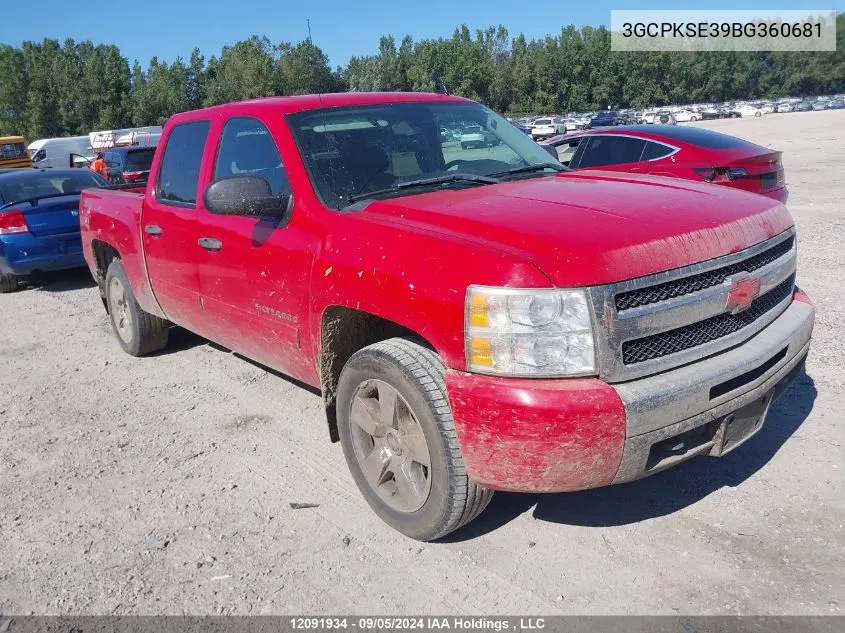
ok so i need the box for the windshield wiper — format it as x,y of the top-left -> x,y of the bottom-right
492,162 -> 568,178
346,173 -> 500,205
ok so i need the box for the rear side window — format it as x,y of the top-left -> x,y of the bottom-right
126,149 -> 155,172
577,136 -> 646,168
157,121 -> 210,206
642,141 -> 675,161
554,139 -> 581,165
214,117 -> 290,195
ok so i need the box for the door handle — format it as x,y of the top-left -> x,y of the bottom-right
198,237 -> 223,251
144,224 -> 162,236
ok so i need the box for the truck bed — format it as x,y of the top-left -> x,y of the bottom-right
80,186 -> 160,315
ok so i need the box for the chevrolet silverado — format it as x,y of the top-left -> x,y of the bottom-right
80,93 -> 814,540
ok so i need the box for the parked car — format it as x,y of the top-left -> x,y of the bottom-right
640,110 -> 658,124
102,147 -> 157,184
540,125 -> 788,202
777,103 -> 795,113
738,104 -> 765,117
0,168 -> 108,292
460,124 -> 499,148
793,101 -> 813,112
673,109 -> 700,123
811,101 -> 829,111
828,100 -> 845,110
655,110 -> 677,124
80,92 -> 812,541
529,117 -> 562,140
589,110 -> 623,127
29,136 -> 94,169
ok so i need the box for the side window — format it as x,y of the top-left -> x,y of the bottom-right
577,136 -> 647,169
643,141 -> 675,161
157,120 -> 211,206
554,139 -> 581,166
214,117 -> 290,195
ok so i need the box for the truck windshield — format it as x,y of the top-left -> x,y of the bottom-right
287,102 -> 561,209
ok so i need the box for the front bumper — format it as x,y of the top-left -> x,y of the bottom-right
0,232 -> 85,276
446,295 -> 815,493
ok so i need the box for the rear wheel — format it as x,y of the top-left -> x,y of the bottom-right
0,273 -> 18,293
337,337 -> 493,541
105,259 -> 169,356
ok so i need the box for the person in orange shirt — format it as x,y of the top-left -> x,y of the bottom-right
89,152 -> 107,179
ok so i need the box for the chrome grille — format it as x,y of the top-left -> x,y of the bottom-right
589,228 -> 797,383
615,235 -> 794,311
622,275 -> 795,365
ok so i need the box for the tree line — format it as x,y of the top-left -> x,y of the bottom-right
1,15 -> 843,140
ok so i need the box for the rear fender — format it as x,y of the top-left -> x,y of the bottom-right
80,189 -> 165,318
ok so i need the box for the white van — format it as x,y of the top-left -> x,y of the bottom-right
29,136 -> 94,169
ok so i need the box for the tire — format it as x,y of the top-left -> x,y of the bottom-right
337,337 -> 493,541
104,259 -> 169,356
0,273 -> 18,293
691,116 -> 698,122
755,111 -> 762,117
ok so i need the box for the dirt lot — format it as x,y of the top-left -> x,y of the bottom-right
0,111 -> 843,616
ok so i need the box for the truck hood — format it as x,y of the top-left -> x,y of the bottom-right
358,171 -> 794,287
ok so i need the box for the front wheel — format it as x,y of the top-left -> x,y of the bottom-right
105,259 -> 170,356
755,111 -> 762,117
337,338 -> 493,541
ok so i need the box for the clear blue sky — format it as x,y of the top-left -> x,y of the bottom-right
1,1 -> 841,68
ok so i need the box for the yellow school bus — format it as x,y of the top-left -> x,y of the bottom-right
0,136 -> 33,168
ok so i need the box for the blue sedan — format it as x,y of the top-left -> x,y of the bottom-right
0,168 -> 109,292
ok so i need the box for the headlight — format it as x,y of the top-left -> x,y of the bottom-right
465,286 -> 596,377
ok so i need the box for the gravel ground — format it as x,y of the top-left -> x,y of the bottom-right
0,111 -> 843,616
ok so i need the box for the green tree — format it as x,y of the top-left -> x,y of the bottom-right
0,45 -> 28,135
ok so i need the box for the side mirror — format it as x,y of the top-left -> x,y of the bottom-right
203,176 -> 291,218
542,144 -> 558,159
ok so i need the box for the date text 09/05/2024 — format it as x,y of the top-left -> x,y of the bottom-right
289,617 -> 547,630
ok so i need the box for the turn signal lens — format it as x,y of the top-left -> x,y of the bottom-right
469,293 -> 489,328
469,337 -> 494,367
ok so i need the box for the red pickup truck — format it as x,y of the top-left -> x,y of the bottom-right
80,92 -> 814,540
